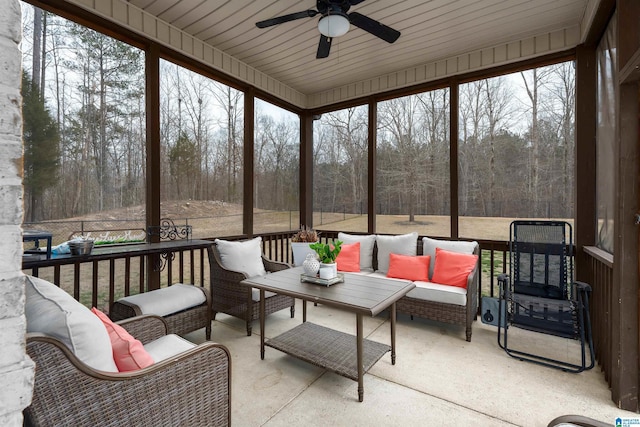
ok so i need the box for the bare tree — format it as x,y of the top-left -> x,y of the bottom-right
209,83 -> 243,203
255,114 -> 299,209
378,95 -> 425,221
320,107 -> 367,213
549,62 -> 576,210
481,76 -> 512,215
521,67 -> 553,216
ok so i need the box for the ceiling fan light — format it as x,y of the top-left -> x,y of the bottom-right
318,13 -> 350,38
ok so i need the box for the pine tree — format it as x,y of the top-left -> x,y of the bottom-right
22,71 -> 60,222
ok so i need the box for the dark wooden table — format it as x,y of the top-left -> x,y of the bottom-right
242,267 -> 415,402
23,229 -> 53,259
22,239 -> 214,269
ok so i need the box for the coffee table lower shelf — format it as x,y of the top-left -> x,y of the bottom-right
265,322 -> 391,381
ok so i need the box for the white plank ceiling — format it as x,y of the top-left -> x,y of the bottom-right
126,0 -> 591,95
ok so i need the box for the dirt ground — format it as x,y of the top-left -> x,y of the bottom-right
25,200 -> 570,310
34,199 -> 562,243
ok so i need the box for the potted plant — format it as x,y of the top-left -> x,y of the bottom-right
290,226 -> 319,266
309,240 -> 343,280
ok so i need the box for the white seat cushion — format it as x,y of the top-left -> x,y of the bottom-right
338,232 -> 376,272
367,272 -> 407,282
117,283 -> 206,317
375,232 -> 418,274
143,334 -> 196,363
407,281 -> 468,306
215,237 -> 267,277
251,288 -> 278,302
25,276 -> 118,372
422,237 -> 478,279
367,272 -> 467,306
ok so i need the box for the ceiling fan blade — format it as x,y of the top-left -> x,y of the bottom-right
256,10 -> 318,28
316,35 -> 332,59
349,0 -> 367,5
348,12 -> 400,43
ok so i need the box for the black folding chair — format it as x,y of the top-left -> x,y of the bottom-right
497,220 -> 595,373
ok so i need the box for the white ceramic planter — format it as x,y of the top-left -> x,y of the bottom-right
291,242 -> 318,266
319,262 -> 337,280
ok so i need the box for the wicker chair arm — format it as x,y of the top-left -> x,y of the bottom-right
117,314 -> 169,344
25,334 -> 231,426
212,265 -> 252,298
547,414 -> 611,427
263,255 -> 291,272
466,264 -> 479,299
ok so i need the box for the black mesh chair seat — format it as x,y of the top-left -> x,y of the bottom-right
497,220 -> 594,373
511,293 -> 578,339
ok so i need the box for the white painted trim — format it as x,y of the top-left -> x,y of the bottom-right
307,26 -> 581,108
63,0 -> 584,110
64,0 -> 307,108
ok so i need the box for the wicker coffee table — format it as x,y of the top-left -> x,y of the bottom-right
242,267 -> 415,402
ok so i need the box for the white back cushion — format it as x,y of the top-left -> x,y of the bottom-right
25,276 -> 118,372
214,237 -> 267,278
422,237 -> 478,279
338,232 -> 376,272
375,232 -> 418,274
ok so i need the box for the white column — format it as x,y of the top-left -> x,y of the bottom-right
0,0 -> 35,425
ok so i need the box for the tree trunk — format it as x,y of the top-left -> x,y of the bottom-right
32,8 -> 42,92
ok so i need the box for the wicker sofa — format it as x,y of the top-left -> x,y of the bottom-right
24,276 -> 231,427
338,232 -> 480,342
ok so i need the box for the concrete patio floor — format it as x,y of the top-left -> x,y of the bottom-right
185,300 -> 632,426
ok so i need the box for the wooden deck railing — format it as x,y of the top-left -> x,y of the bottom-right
583,246 -> 614,385
22,239 -> 213,312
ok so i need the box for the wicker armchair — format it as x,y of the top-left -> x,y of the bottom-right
25,315 -> 231,427
211,243 -> 295,335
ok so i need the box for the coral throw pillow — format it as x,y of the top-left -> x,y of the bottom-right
337,242 -> 361,272
431,248 -> 478,288
91,308 -> 154,372
386,253 -> 430,281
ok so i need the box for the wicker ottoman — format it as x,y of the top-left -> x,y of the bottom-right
111,284 -> 212,340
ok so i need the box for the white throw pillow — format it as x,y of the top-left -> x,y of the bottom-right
214,237 -> 267,278
375,232 -> 418,274
25,275 -> 118,372
422,237 -> 478,279
338,232 -> 376,272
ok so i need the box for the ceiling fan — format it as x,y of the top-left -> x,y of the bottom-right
255,0 -> 401,59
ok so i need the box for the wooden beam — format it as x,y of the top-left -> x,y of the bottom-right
575,44 -> 597,283
612,78 -> 640,411
300,112 -> 314,228
244,89 -> 255,236
612,0 -> 640,411
145,44 -> 161,290
618,0 -> 640,69
368,99 -> 377,234
583,0 -> 616,47
450,81 -> 459,239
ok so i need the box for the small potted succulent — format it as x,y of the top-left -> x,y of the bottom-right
290,226 -> 319,266
309,240 -> 343,280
